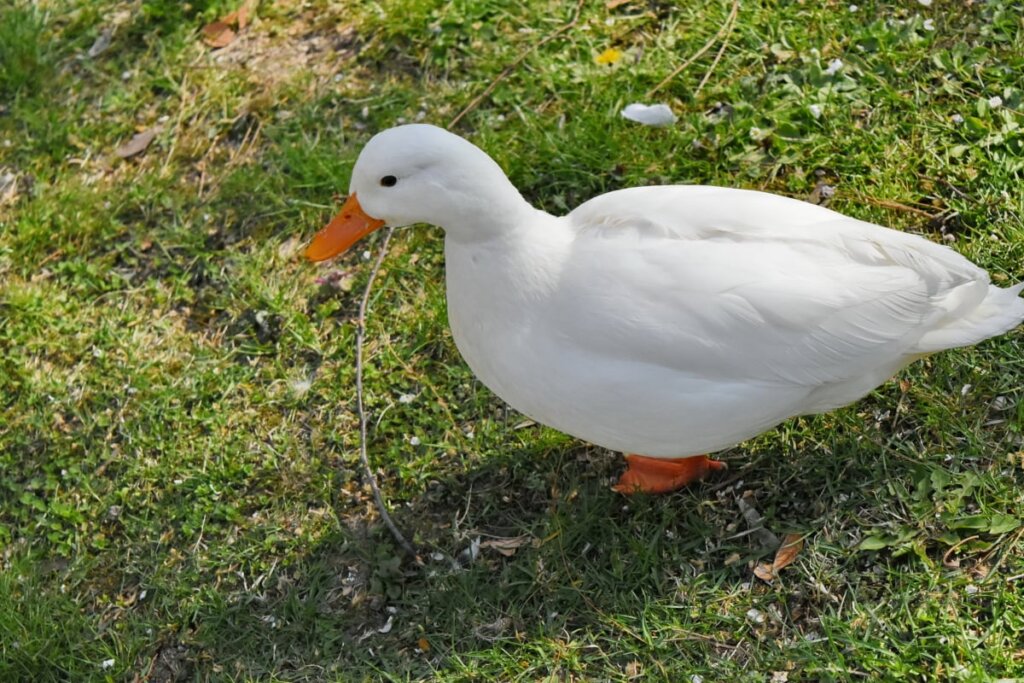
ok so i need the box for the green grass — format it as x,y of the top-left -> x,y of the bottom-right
2,0 -> 1024,680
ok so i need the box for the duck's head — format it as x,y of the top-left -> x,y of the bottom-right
305,124 -> 531,262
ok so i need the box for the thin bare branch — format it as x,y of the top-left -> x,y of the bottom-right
693,17 -> 736,96
352,226 -> 419,558
347,1 -> 588,558
646,0 -> 741,98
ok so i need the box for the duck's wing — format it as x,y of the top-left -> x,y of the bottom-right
556,186 -> 994,386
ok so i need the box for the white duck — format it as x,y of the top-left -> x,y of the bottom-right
306,124 -> 1024,494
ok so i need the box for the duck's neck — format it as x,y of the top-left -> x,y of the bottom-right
434,150 -> 547,244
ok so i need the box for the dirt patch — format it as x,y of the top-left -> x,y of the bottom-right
212,18 -> 361,90
137,641 -> 193,683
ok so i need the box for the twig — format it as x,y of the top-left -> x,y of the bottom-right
448,0 -> 586,128
346,0 -> 589,558
852,193 -> 939,219
646,0 -> 741,98
693,14 -> 736,97
352,226 -> 419,558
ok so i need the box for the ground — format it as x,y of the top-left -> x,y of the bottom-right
2,0 -> 1024,681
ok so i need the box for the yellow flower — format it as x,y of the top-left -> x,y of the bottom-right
595,47 -> 623,66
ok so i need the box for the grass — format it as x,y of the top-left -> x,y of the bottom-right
2,0 -> 1023,680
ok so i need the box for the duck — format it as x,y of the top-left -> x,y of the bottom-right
305,124 -> 1024,494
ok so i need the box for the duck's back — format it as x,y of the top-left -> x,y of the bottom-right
566,185 -> 1022,358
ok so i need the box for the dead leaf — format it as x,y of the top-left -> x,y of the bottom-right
754,533 -> 804,582
753,561 -> 776,582
624,660 -> 642,678
201,21 -> 236,48
417,637 -> 430,652
773,533 -> 804,570
115,127 -> 159,159
236,0 -> 253,29
202,1 -> 256,48
479,535 -> 531,557
606,0 -> 632,8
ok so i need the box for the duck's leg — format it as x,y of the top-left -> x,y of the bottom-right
612,454 -> 726,494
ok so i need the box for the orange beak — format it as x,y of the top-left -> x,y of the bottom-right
305,193 -> 385,262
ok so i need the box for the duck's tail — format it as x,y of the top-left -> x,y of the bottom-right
914,282 -> 1024,353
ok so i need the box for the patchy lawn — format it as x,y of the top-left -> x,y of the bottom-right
2,0 -> 1023,680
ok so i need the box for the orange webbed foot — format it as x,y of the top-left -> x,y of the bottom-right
612,454 -> 727,495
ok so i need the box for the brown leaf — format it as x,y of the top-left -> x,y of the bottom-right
236,0 -> 254,29
204,0 -> 255,48
115,127 -> 159,159
606,0 -> 632,8
201,21 -> 236,48
753,561 -> 776,582
754,533 -> 804,583
417,637 -> 430,652
479,535 -> 531,557
773,533 -> 804,571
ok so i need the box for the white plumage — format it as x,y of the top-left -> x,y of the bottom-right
321,124 -> 1024,461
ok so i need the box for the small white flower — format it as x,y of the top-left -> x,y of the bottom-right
398,393 -> 416,404
848,3 -> 858,10
923,18 -> 935,31
808,104 -> 823,119
824,58 -> 844,76
691,676 -> 705,683
965,584 -> 979,595
746,608 -> 766,624
951,113 -> 964,124
101,659 -> 115,670
748,126 -> 771,141
918,0 -> 932,5
988,95 -> 1003,109
361,250 -> 372,260
409,436 -> 421,446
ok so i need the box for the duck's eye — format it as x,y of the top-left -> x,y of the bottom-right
380,175 -> 398,187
